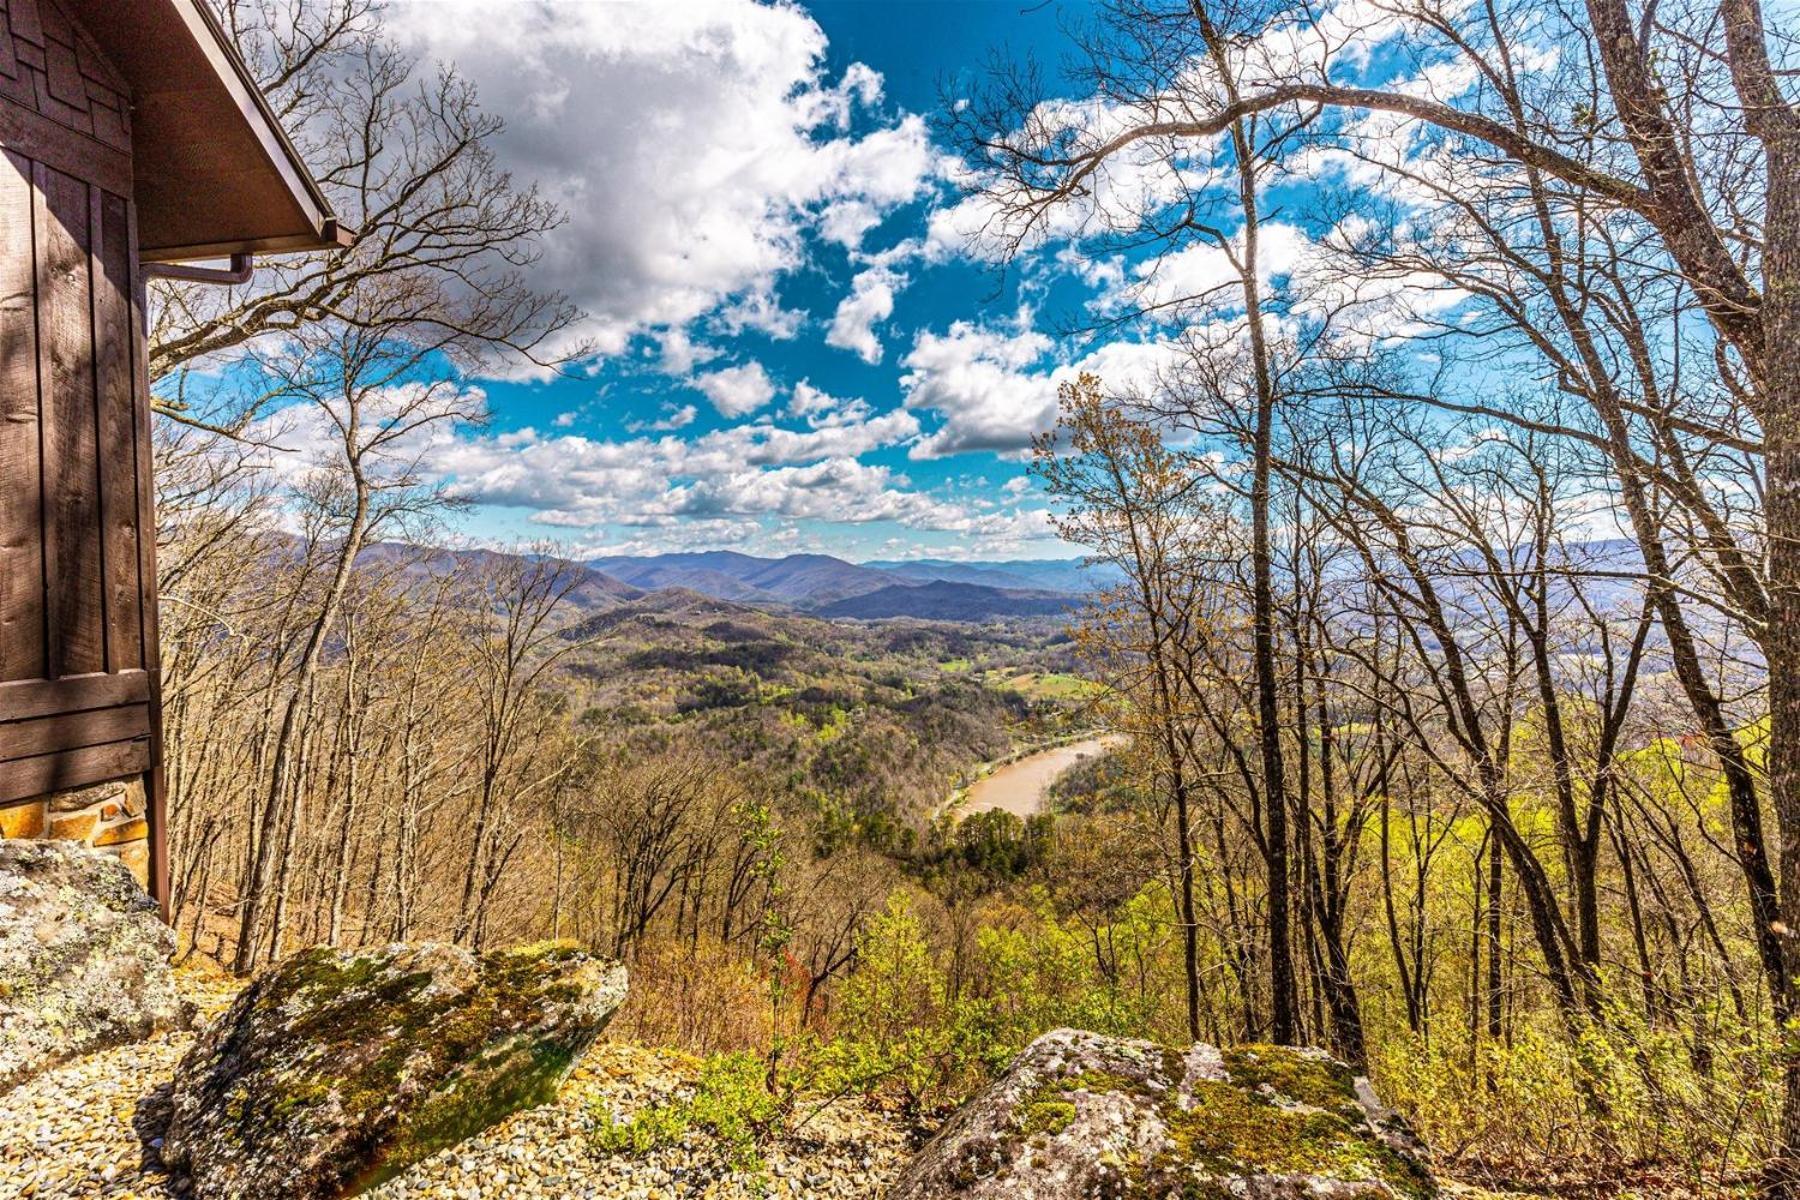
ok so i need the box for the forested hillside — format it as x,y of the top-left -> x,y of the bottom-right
157,511 -> 1093,963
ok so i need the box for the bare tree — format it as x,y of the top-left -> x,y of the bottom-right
455,552 -> 596,947
231,314 -> 482,970
958,0 -> 1798,1178
151,0 -> 583,413
1035,374 -> 1230,1040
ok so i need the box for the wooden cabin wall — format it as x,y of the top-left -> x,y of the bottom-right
0,0 -> 161,895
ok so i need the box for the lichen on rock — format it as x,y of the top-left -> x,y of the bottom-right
889,1028 -> 1436,1200
161,939 -> 627,1200
0,839 -> 188,1094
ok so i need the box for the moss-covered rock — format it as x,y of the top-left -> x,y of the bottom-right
888,1029 -> 1435,1200
0,840 -> 189,1094
161,940 -> 627,1199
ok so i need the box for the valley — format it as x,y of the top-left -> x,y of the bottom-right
548,572 -> 1107,848
349,544 -> 1117,846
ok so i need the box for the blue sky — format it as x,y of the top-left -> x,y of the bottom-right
314,0 -> 1101,564
246,0 -> 1495,563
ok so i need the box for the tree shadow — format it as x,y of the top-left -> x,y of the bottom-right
131,1075 -> 182,1194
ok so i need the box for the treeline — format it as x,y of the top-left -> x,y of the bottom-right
152,424 -> 1026,988
156,456 -> 581,965
153,443 -> 910,1046
153,448 -> 1083,1073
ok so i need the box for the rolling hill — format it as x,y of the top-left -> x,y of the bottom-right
816,580 -> 1079,622
586,550 -> 897,607
354,544 -> 642,611
356,545 -> 1097,623
585,551 -> 1097,614
861,557 -> 1115,593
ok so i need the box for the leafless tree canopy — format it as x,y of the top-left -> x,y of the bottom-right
149,0 -> 585,432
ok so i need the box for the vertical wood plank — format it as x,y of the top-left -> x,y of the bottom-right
0,3 -> 160,831
86,180 -> 102,663
92,185 -> 138,671
34,159 -> 101,678
31,159 -> 59,677
126,197 -> 155,682
0,147 -> 43,683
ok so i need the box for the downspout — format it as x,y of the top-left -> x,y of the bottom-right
136,250 -> 251,924
143,252 -> 254,285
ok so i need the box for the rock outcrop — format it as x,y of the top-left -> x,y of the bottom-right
0,839 -> 187,1093
890,1028 -> 1435,1200
162,940 -> 627,1200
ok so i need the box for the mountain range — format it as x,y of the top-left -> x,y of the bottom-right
585,551 -> 1103,620
359,545 -> 1105,623
816,580 -> 1079,621
860,558 -> 1114,594
585,551 -> 898,607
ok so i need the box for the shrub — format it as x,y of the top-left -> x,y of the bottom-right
590,1051 -> 787,1170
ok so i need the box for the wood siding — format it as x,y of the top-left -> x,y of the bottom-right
0,0 -> 132,158
0,0 -> 160,894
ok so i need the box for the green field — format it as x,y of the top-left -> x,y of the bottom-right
989,670 -> 1107,701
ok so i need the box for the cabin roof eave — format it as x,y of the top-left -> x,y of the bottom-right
64,0 -> 353,262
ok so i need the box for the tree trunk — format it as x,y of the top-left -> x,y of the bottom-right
1485,822 -> 1503,1092
1764,127 -> 1800,1197
233,488 -> 371,973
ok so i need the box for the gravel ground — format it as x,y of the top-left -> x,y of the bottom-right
1,972 -> 907,1200
2,971 -> 241,1200
366,1044 -> 907,1200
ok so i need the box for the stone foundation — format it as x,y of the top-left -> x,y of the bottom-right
0,779 -> 151,890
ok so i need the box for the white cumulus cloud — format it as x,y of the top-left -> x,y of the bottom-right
693,362 -> 777,418
900,318 -> 1183,459
826,265 -> 905,364
386,0 -> 939,365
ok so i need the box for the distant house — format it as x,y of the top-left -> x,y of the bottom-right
0,0 -> 347,908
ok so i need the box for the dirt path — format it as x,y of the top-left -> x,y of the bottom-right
960,734 -> 1127,820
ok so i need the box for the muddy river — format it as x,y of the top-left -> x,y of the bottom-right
960,734 -> 1127,820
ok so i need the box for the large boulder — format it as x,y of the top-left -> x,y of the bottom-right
0,839 -> 187,1093
890,1028 -> 1435,1200
162,940 -> 627,1200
